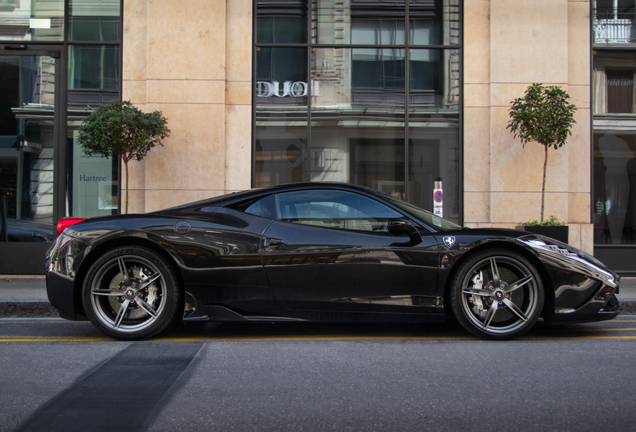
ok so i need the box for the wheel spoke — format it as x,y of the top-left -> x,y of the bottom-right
92,289 -> 124,297
113,299 -> 130,329
503,299 -> 528,322
135,297 -> 158,318
489,258 -> 501,289
134,273 -> 161,292
463,288 -> 495,297
117,257 -> 130,284
504,275 -> 533,294
482,300 -> 499,329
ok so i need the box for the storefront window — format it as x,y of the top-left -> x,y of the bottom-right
66,126 -> 118,218
255,47 -> 308,186
593,133 -> 636,244
593,51 -> 636,245
255,0 -> 461,222
0,55 -> 56,241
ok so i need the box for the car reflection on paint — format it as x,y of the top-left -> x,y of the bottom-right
45,182 -> 620,341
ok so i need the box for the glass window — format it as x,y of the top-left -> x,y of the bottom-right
66,126 -> 118,218
312,0 -> 405,45
68,45 -> 120,90
0,56 -> 56,242
255,47 -> 308,186
69,0 -> 120,41
274,189 -> 402,231
310,47 -> 406,199
409,0 -> 460,46
593,52 -> 636,114
243,195 -> 277,219
593,132 -> 636,244
0,0 -> 64,41
255,1 -> 461,224
257,0 -> 307,43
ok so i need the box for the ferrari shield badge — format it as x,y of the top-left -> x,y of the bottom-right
443,236 -> 456,248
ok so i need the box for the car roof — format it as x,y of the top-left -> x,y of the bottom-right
157,182 -> 381,211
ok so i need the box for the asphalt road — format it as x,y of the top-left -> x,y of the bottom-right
1,318 -> 636,432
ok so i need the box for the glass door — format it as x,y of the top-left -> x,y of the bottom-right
0,48 -> 63,273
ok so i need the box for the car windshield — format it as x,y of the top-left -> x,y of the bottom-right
377,192 -> 462,231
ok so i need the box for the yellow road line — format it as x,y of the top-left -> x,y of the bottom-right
1,334 -> 636,342
0,321 -> 71,324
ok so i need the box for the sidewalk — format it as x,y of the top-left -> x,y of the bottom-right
1,275 -> 635,318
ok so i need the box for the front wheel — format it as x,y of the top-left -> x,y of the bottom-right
82,246 -> 181,340
450,250 -> 544,340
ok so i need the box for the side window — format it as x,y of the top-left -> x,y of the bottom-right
242,195 -> 276,219
274,190 -> 402,231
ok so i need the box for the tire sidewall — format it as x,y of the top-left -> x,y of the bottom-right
82,246 -> 181,340
450,249 -> 544,340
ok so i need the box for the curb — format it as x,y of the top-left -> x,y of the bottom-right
0,302 -> 59,318
1,301 -> 636,319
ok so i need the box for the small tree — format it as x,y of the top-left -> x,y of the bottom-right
507,83 -> 577,223
78,100 -> 170,214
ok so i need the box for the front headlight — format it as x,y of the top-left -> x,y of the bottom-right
519,235 -> 617,288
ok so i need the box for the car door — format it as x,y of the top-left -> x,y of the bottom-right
253,189 -> 439,314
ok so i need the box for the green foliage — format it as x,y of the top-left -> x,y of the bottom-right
78,100 -> 170,213
507,83 -> 577,150
78,100 -> 170,164
518,215 -> 566,227
507,84 -> 577,224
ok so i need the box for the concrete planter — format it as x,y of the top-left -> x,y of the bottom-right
516,225 -> 569,244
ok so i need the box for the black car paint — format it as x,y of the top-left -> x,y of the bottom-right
46,183 -> 619,326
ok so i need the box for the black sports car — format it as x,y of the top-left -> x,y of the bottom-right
46,182 -> 620,340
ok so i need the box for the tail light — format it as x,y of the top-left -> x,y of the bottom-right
57,218 -> 86,236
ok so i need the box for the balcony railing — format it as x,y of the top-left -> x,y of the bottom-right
594,8 -> 636,44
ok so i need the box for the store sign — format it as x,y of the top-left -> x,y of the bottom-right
256,80 -> 320,98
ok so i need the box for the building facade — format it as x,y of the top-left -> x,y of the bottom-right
1,0 -> 632,275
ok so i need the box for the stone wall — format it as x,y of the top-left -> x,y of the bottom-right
122,0 -> 252,213
463,0 -> 593,253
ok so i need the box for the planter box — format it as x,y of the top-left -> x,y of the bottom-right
516,225 -> 569,244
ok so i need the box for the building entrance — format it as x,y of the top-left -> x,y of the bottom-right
0,48 -> 64,273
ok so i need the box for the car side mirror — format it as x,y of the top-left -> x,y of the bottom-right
387,220 -> 422,245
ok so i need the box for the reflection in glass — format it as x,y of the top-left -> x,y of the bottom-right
69,45 -> 120,90
593,132 -> 636,244
257,0 -> 307,43
593,51 -> 636,114
409,0 -> 460,46
70,17 -> 119,41
70,0 -> 120,16
407,49 -> 460,222
66,126 -> 118,218
256,47 -> 308,186
410,49 -> 459,108
0,0 -> 64,41
255,112 -> 308,186
310,48 -> 405,198
0,56 -> 56,241
312,0 -> 405,45
408,113 -> 459,222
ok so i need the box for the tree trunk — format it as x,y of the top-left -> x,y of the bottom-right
124,160 -> 129,214
541,144 -> 548,223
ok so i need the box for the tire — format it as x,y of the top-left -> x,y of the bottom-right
450,249 -> 544,340
82,246 -> 181,340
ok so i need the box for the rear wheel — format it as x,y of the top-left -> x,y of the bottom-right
450,249 -> 544,340
82,246 -> 181,340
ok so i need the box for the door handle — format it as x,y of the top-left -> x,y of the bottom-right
263,237 -> 284,247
